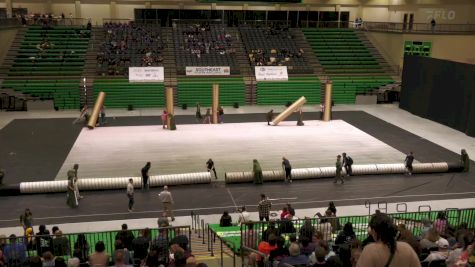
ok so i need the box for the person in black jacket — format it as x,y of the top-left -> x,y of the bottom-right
335,222 -> 356,245
141,162 -> 151,190
404,151 -> 415,175
219,211 -> 232,227
115,224 -> 135,250
342,153 -> 353,176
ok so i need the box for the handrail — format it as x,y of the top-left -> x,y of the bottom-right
103,18 -> 162,25
360,21 -> 475,34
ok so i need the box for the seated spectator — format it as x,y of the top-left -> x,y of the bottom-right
67,250 -> 81,267
170,228 -> 189,252
423,238 -> 449,263
3,234 -> 27,266
35,225 -> 52,256
151,229 -> 168,264
30,256 -> 42,267
249,234 -> 277,267
310,246 -> 327,267
278,217 -> 296,234
419,218 -> 432,240
300,237 -> 316,256
277,243 -> 309,267
112,249 -> 132,267
299,218 -> 315,241
356,212 -> 421,267
219,211 -> 232,227
168,244 -> 188,267
335,222 -> 356,245
270,236 -> 289,263
315,218 -> 332,242
42,251 -> 55,267
433,211 -> 448,236
262,221 -> 280,242
350,240 -> 363,267
420,228 -> 441,250
243,223 -> 258,250
54,257 -> 67,267
88,241 -> 109,267
446,232 -> 474,267
397,228 -> 421,258
113,240 -> 131,265
237,206 -> 251,225
131,228 -> 151,262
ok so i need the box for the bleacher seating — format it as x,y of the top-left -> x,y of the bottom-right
1,79 -> 80,109
173,23 -> 239,75
302,28 -> 383,74
256,76 -> 320,105
93,78 -> 164,108
177,77 -> 245,107
96,23 -> 164,76
239,24 -> 313,74
331,76 -> 394,104
9,26 -> 90,76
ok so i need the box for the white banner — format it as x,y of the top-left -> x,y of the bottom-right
129,67 -> 164,82
255,66 -> 289,81
186,66 -> 230,76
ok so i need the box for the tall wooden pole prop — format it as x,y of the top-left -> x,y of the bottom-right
272,96 -> 307,126
212,84 -> 219,124
166,87 -> 174,129
323,81 -> 332,121
87,91 -> 106,129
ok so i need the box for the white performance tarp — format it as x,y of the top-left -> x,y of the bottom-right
255,66 -> 289,81
129,67 -> 164,82
185,66 -> 230,76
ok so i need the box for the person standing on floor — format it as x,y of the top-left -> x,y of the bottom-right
72,164 -> 83,199
67,175 -> 78,208
141,162 -> 151,190
258,194 -> 272,222
20,208 -> 33,231
334,155 -> 344,184
461,149 -> 470,172
127,178 -> 134,212
404,152 -> 414,175
266,109 -> 274,125
161,110 -> 168,129
218,106 -> 224,123
195,102 -> 202,123
203,108 -> 211,124
342,153 -> 353,176
158,185 -> 175,221
282,157 -> 292,183
297,109 -> 304,126
253,159 -> 263,184
206,158 -> 217,179
99,105 -> 106,126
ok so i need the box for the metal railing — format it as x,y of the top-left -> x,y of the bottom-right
103,18 -> 162,25
0,225 -> 192,266
0,18 -> 22,28
361,21 -> 475,34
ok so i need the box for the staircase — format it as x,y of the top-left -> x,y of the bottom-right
355,31 -> 400,78
81,27 -> 102,106
161,27 -> 178,104
190,226 -> 235,263
227,27 -> 255,105
0,27 -> 27,81
290,28 -> 327,102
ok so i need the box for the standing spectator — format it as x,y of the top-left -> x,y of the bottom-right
282,157 -> 292,183
342,152 -> 353,176
35,225 -> 52,256
88,241 -> 109,267
334,155 -> 344,184
433,211 -> 448,236
170,228 -> 189,251
299,218 -> 315,241
161,110 -> 168,129
253,159 -> 263,184
131,229 -> 151,263
158,186 -> 175,221
115,224 -> 135,250
356,212 -> 421,267
266,109 -> 274,125
206,159 -> 217,179
195,103 -> 202,123
141,162 -> 151,190
74,234 -> 89,263
203,108 -> 211,124
127,179 -> 134,212
461,149 -> 470,172
287,203 -> 296,217
218,106 -> 224,123
219,211 -> 232,227
404,152 -> 414,175
19,209 -> 33,231
237,206 -> 251,225
258,194 -> 272,222
3,234 -> 27,267
52,231 -> 70,256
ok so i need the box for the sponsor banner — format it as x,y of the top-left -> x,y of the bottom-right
185,66 -> 230,76
255,66 -> 289,81
129,67 -> 164,82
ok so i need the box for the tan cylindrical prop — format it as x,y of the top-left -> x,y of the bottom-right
272,96 -> 307,126
87,91 -> 106,129
323,82 -> 332,121
212,84 -> 219,124
166,87 -> 174,129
